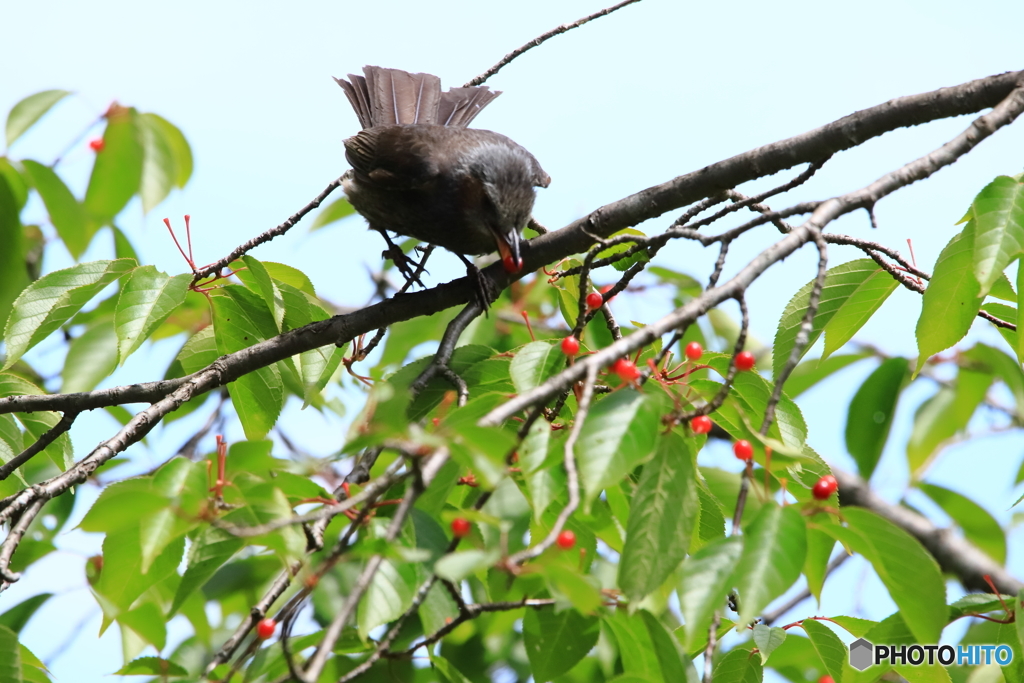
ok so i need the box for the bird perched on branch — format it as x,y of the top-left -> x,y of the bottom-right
336,65 -> 550,305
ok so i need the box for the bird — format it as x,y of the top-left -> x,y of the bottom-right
335,66 -> 550,305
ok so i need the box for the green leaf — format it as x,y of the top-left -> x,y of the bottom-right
679,535 -> 743,649
176,325 -> 218,375
917,482 -> 1005,563
844,357 -> 908,479
510,341 -> 566,394
114,656 -> 188,677
604,610 -> 687,681
114,266 -> 191,364
434,549 -> 500,583
136,113 -> 191,212
169,526 -> 243,617
0,374 -> 74,471
78,478 -> 165,534
119,601 -> 166,651
828,615 -> 877,638
801,618 -> 847,683
824,508 -> 946,643
356,558 -> 417,640
523,607 -> 600,682
428,652 -> 474,683
906,366 -> 991,474
752,623 -> 787,664
784,353 -> 871,398
578,390 -> 660,511
915,223 -> 982,374
310,196 -> 356,230
0,176 -> 27,338
6,90 -> 70,146
61,318 -> 118,393
619,431 -> 698,604
803,525 -> 835,603
211,286 -> 284,440
2,258 -> 136,369
971,176 -> 1024,295
0,624 -> 22,683
712,647 -> 762,683
276,281 -> 342,406
730,503 -> 807,628
20,160 -> 92,259
775,259 -> 899,378
0,594 -> 52,633
94,525 -> 185,615
84,108 -> 143,224
597,228 -> 650,272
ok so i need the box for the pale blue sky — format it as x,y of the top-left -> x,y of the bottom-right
3,0 -> 1024,680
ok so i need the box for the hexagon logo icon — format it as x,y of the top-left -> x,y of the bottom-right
849,638 -> 873,671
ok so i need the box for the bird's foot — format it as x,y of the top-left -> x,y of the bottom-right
458,257 -> 497,314
381,244 -> 427,288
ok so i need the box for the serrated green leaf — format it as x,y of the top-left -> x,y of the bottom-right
119,601 -> 166,651
176,325 -> 217,375
510,341 -> 566,394
906,366 -> 991,474
619,431 -> 698,603
803,525 -> 835,603
597,228 -> 649,272
84,108 -> 143,223
211,286 -> 284,440
356,558 -> 418,640
434,549 -> 500,583
917,482 -> 1005,563
915,223 -> 982,374
115,656 -> 188,676
136,113 -> 190,212
823,508 -> 946,643
523,607 -> 600,682
0,624 -> 22,683
712,647 -> 762,683
730,503 -> 806,627
20,159 -> 92,259
6,89 -> 70,146
115,266 -> 191,364
775,259 -> 899,378
753,623 -> 787,664
428,652 -> 474,683
310,195 -> 356,230
801,618 -> 846,683
169,526 -> 244,617
0,175 -> 27,334
578,390 -> 660,511
94,525 -> 185,615
61,318 -> 118,393
604,610 -> 686,680
844,357 -> 908,479
0,594 -> 52,634
784,352 -> 871,398
679,535 -> 743,649
78,478 -> 165,533
2,258 -> 135,369
971,176 -> 1024,295
0,374 -> 74,471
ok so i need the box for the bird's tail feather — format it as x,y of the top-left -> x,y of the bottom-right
336,66 -> 500,129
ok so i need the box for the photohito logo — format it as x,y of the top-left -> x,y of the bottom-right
848,638 -> 1013,671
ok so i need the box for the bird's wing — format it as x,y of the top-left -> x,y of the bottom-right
344,127 -> 442,190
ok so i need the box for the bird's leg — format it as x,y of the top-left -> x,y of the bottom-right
373,227 -> 426,288
410,301 -> 484,406
456,254 -> 498,313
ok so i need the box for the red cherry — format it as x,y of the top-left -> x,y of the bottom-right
685,341 -> 703,361
818,677 -> 835,683
585,292 -> 604,310
502,255 -> 523,273
451,517 -> 471,538
556,530 -> 576,549
733,439 -> 753,461
812,475 -> 838,500
690,415 -> 712,434
256,618 -> 276,639
561,336 -> 580,356
612,358 -> 641,382
735,351 -> 756,371
88,137 -> 104,153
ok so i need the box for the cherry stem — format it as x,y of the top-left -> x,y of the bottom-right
521,310 -> 536,341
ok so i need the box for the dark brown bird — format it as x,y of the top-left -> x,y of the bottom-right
335,66 -> 550,299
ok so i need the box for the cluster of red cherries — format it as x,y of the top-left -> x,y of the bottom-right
451,517 -> 576,549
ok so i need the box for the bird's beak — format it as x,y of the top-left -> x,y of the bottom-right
494,229 -> 523,274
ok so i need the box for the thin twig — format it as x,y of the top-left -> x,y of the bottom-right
465,0 -> 642,86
